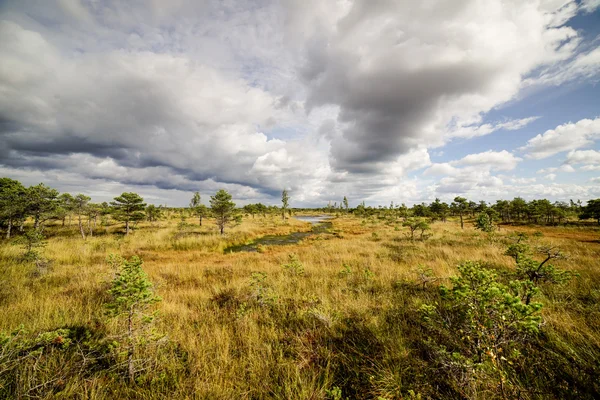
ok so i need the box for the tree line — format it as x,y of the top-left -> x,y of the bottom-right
348,196 -> 600,226
0,178 -> 301,238
2,177 -> 599,241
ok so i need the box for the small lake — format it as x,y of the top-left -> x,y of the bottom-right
224,216 -> 332,253
293,215 -> 332,224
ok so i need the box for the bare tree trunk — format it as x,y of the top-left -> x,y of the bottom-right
125,220 -> 130,235
88,217 -> 93,237
460,213 -> 464,229
128,307 -> 134,382
6,219 -> 12,239
78,214 -> 86,240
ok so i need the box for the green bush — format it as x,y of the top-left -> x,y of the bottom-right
420,261 -> 542,396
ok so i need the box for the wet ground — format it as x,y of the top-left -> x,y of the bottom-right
224,216 -> 332,253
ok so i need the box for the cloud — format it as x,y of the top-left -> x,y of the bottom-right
0,1 -> 599,206
520,117 -> 600,159
537,165 -> 576,173
424,150 -> 520,195
581,165 -> 600,171
531,46 -> 600,86
565,149 -> 600,165
580,0 -> 600,14
424,163 -> 458,177
426,150 -> 520,174
446,116 -> 540,139
510,177 -> 537,184
0,19 -> 307,195
290,0 -> 582,172
454,150 -> 521,171
436,171 -> 504,194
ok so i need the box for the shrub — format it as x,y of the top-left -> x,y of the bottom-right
474,212 -> 494,233
420,261 -> 542,396
282,253 -> 304,276
249,272 -> 278,307
402,218 -> 430,241
16,230 -> 46,264
504,237 -> 577,303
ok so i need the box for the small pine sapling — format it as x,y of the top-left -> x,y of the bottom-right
282,253 -> 304,276
105,255 -> 161,382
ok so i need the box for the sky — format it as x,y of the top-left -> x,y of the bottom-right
0,0 -> 599,207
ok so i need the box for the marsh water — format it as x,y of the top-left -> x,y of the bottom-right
224,215 -> 332,253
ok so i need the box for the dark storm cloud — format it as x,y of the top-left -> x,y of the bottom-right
0,14 -> 293,199
326,64 -> 496,170
1,0 -> 599,206
293,0 -> 582,173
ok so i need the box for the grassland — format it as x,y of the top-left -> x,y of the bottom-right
1,214 -> 599,399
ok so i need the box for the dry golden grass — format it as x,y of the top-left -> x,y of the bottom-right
1,214 -> 599,399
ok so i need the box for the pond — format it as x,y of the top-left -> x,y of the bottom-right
294,215 -> 332,224
224,216 -> 332,253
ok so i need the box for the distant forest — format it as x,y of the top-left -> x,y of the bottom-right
1,177 -> 600,239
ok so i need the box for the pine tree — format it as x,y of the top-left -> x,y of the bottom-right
189,192 -> 208,225
106,255 -> 161,382
452,196 -> 469,229
281,189 -> 290,220
210,189 -> 236,234
111,192 -> 146,235
73,194 -> 91,240
0,178 -> 26,239
25,183 -> 59,231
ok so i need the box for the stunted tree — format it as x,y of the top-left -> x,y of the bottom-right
26,183 -> 59,231
343,196 -> 349,213
73,194 -> 91,240
111,192 -> 146,235
511,197 -> 527,221
403,218 -> 431,241
243,204 -> 257,218
197,204 -> 208,225
210,189 -> 236,234
0,178 -> 26,239
86,203 -> 101,236
430,198 -> 449,222
281,189 -> 290,220
452,196 -> 469,229
99,202 -> 112,227
57,193 -> 75,226
189,191 -> 208,225
145,204 -> 162,225
474,211 -> 494,233
255,203 -> 267,218
579,199 -> 600,225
